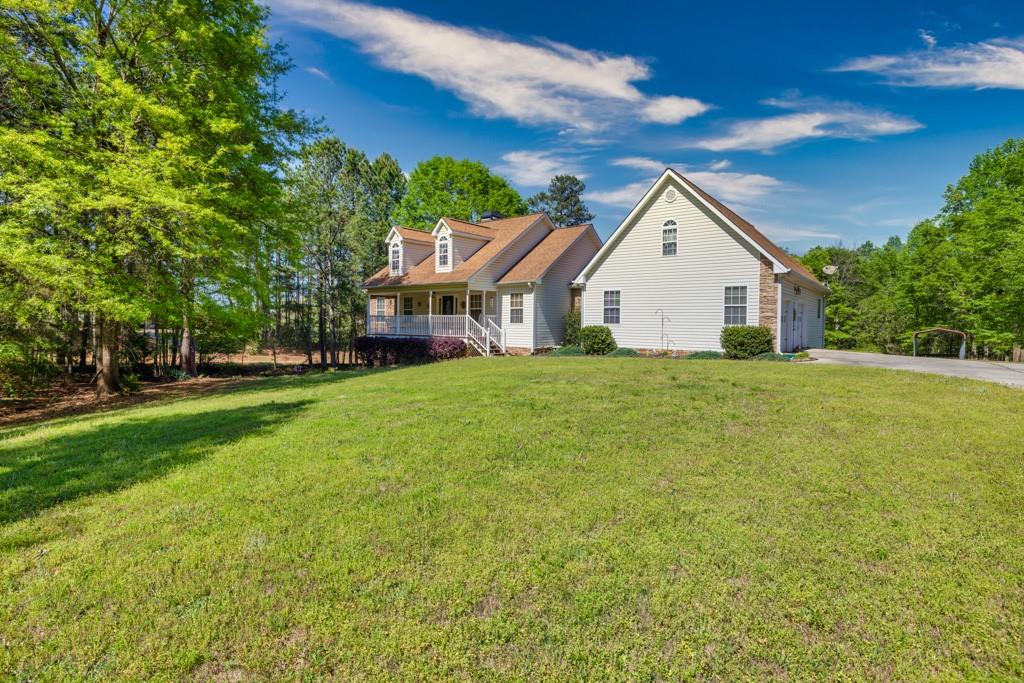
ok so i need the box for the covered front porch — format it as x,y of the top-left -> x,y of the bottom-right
366,287 -> 504,355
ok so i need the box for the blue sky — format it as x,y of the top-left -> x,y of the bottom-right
266,0 -> 1024,252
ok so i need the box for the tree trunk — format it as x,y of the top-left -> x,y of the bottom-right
79,311 -> 91,371
317,292 -> 328,371
95,316 -> 121,396
180,310 -> 197,377
1013,344 -> 1023,363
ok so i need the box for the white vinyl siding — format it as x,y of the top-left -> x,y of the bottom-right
403,240 -> 433,269
533,232 -> 600,347
500,287 -> 534,350
581,178 -> 761,351
450,234 -> 487,268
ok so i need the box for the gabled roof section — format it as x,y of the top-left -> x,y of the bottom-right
671,171 -> 821,285
363,213 -> 548,288
576,169 -> 825,290
436,217 -> 494,240
386,226 -> 433,244
499,224 -> 600,284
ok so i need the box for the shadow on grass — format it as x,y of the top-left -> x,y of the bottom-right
0,400 -> 310,526
0,367 -> 389,438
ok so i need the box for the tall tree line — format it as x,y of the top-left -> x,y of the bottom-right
800,138 -> 1024,361
276,138 -> 405,369
0,0 -> 304,394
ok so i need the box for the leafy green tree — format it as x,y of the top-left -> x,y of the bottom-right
527,175 -> 595,227
0,0 -> 303,392
395,157 -> 526,230
284,138 -> 405,368
938,138 -> 1024,357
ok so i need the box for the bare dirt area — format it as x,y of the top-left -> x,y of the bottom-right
0,375 -> 258,428
217,350 -> 353,366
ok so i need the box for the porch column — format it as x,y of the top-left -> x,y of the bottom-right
428,290 -> 433,335
365,294 -> 371,335
465,288 -> 470,323
396,294 -> 402,335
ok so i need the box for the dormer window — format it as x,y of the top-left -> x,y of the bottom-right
662,220 -> 677,256
437,234 -> 450,270
389,242 -> 401,275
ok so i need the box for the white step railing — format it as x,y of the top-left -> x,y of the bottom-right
466,315 -> 489,356
486,317 -> 505,354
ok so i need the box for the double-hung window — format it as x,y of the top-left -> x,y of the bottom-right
509,292 -> 524,324
724,286 -> 747,326
402,296 -> 414,316
603,290 -> 620,324
390,242 -> 401,274
375,297 -> 388,316
662,220 -> 677,256
437,235 -> 450,269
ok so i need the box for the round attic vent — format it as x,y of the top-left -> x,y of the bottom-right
664,188 -> 677,203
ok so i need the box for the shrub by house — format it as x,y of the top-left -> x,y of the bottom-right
579,326 -> 617,355
720,326 -> 774,359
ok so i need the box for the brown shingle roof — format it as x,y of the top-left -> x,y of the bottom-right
671,170 -> 822,286
364,213 -> 548,288
440,217 -> 494,239
393,226 -> 432,243
499,224 -> 598,283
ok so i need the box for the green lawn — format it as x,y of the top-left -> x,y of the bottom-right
2,358 -> 1023,680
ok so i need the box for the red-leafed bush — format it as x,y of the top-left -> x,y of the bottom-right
354,336 -> 467,367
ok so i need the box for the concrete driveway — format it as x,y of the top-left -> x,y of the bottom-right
810,349 -> 1024,388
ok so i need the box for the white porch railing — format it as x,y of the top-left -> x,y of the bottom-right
366,314 -> 505,355
366,314 -> 471,339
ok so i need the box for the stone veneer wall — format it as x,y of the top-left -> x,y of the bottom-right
758,256 -> 778,344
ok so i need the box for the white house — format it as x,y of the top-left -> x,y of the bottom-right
362,168 -> 826,355
363,213 -> 602,354
573,168 -> 827,353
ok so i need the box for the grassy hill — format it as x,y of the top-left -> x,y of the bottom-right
2,358 -> 1023,680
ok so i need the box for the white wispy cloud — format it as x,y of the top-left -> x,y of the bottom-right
684,171 -> 784,204
270,0 -> 711,131
834,37 -> 1024,89
589,160 -> 784,207
708,159 -> 731,171
586,180 -> 654,207
304,66 -> 331,81
641,96 -> 711,124
689,96 -> 922,152
918,29 -> 938,49
610,156 -> 667,173
754,222 -> 843,243
497,150 -> 586,186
